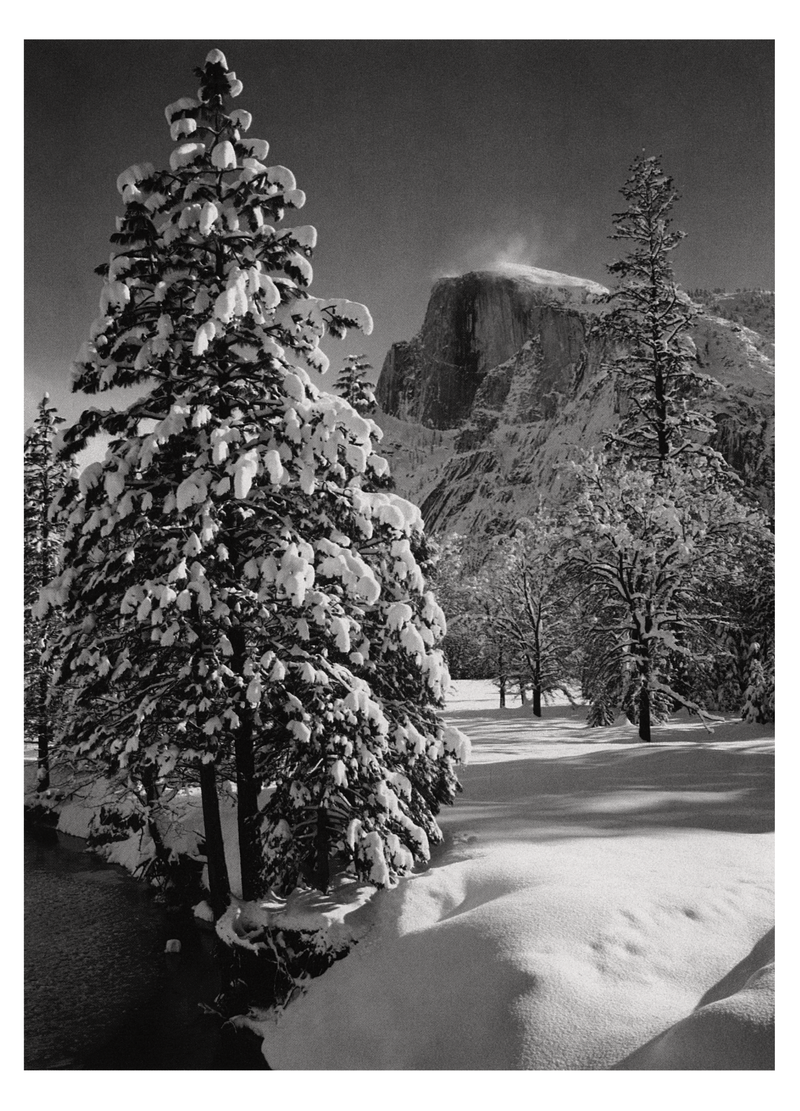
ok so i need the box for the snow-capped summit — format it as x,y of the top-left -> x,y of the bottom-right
375,272 -> 774,535
473,262 -> 608,298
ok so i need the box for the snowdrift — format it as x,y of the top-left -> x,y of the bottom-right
615,929 -> 774,1070
252,682 -> 774,1070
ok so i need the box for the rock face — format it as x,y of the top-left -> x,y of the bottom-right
375,266 -> 606,429
375,267 -> 774,536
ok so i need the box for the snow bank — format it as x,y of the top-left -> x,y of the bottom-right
218,876 -> 378,960
252,681 -> 774,1070
615,929 -> 774,1070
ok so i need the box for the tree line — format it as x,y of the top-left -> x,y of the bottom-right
435,156 -> 774,740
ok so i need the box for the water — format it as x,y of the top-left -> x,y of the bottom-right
24,827 -> 268,1070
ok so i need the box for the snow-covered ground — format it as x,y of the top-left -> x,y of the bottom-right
251,680 -> 774,1070
26,680 -> 775,1072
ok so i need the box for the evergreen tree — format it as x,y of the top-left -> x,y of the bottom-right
741,647 -> 774,725
596,153 -> 718,468
568,153 -> 774,739
37,49 -> 467,909
335,354 -> 376,416
24,395 -> 69,791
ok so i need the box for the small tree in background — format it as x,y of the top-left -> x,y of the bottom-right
335,354 -> 376,416
24,395 -> 69,791
684,523 -> 774,717
433,534 -> 514,702
741,647 -> 774,725
491,511 -> 578,717
433,534 -> 491,679
37,49 -> 466,911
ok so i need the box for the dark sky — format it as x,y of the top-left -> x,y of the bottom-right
24,39 -> 774,429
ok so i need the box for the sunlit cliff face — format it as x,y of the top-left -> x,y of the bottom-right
374,271 -> 774,536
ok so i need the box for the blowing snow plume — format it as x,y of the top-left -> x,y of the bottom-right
437,230 -> 546,279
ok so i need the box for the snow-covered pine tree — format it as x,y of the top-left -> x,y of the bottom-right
335,354 -> 376,416
24,395 -> 69,791
37,49 -> 467,908
596,153 -> 719,468
567,154 -> 774,737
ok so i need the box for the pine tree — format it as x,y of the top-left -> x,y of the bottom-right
596,153 -> 718,468
742,645 -> 774,724
24,395 -> 69,791
568,154 -> 773,739
37,49 -> 466,909
335,354 -> 376,416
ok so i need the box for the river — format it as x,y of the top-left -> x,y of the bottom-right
24,826 -> 268,1070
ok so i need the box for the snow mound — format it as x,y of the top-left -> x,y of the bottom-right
255,839 -> 772,1070
220,877 -> 379,957
252,681 -> 773,1070
615,929 -> 774,1070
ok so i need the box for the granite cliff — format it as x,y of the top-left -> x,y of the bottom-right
375,265 -> 606,429
374,266 -> 774,535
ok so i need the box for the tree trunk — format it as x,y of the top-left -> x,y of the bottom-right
199,759 -> 231,918
230,628 -> 261,902
234,717 -> 260,901
141,765 -> 168,865
638,686 -> 652,742
36,669 -> 50,792
314,805 -> 330,893
498,645 -> 506,707
532,685 -> 542,718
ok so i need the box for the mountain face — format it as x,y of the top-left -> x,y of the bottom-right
374,266 -> 774,536
375,266 -> 607,429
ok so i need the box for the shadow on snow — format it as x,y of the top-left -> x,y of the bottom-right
437,711 -> 773,841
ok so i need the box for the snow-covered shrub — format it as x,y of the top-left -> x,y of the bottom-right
742,645 -> 775,724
